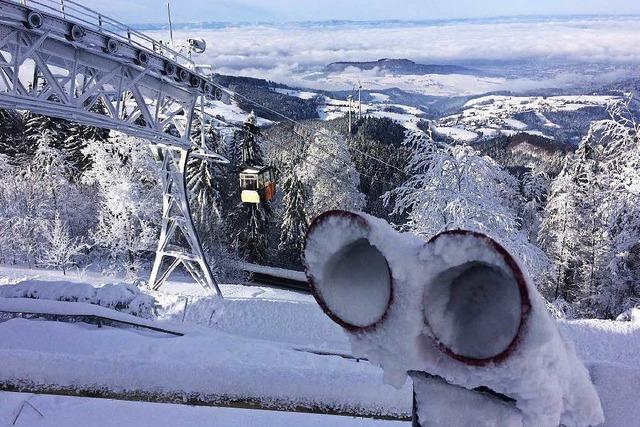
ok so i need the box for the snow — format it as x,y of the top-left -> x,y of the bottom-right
1,265 -> 640,425
534,112 -> 561,128
440,94 -> 621,142
369,93 -> 390,102
236,261 -> 307,282
273,88 -> 319,100
434,126 -> 479,142
0,391 -> 404,427
315,96 -> 424,131
0,280 -> 156,318
503,118 -> 528,130
0,267 -> 410,418
0,297 -> 184,335
413,374 -> 523,426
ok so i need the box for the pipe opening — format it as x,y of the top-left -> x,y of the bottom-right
423,261 -> 522,361
317,238 -> 392,329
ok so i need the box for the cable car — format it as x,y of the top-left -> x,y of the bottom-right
240,165 -> 276,204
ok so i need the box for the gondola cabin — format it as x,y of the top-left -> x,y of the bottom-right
240,165 -> 276,204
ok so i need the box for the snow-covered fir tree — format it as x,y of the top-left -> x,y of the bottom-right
389,129 -> 548,280
0,109 -> 24,162
187,118 -> 226,254
278,167 -> 308,268
227,112 -> 272,264
590,99 -> 640,317
64,99 -> 110,174
520,166 -> 550,243
22,111 -> 71,161
297,131 -> 365,219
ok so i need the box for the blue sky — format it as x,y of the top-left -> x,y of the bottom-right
89,0 -> 640,24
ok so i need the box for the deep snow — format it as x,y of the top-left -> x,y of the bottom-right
0,264 -> 639,426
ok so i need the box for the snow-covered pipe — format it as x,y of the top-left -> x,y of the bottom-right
423,230 -> 531,365
303,210 -> 399,331
304,210 -> 603,427
304,211 -> 530,363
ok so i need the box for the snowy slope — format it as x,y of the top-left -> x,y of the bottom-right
437,94 -> 622,143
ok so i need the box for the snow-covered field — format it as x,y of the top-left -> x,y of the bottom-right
436,94 -> 622,142
1,264 -> 639,425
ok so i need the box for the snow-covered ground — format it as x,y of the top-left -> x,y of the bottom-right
0,391 -> 402,427
1,264 -> 639,425
436,94 -> 622,142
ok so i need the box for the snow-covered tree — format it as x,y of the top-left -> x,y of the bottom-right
64,99 -> 110,174
0,109 -> 24,162
42,213 -> 84,274
82,133 -> 161,276
520,167 -> 550,243
278,167 -> 308,267
226,112 -> 272,264
22,111 -> 70,160
298,131 -> 365,219
588,99 -> 640,317
389,129 -> 548,280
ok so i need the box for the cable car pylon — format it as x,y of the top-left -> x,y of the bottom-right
148,146 -> 223,296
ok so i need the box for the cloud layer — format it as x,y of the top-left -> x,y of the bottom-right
154,17 -> 640,93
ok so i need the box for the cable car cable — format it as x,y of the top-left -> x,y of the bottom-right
207,81 -> 409,178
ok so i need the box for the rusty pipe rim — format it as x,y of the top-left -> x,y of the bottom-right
424,230 -> 531,366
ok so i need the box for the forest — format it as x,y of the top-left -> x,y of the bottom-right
0,96 -> 639,320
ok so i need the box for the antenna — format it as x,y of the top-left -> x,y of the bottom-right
167,1 -> 174,48
358,80 -> 362,120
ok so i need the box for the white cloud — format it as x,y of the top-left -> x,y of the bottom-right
154,17 -> 640,94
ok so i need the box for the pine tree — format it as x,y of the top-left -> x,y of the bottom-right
64,98 -> 110,174
390,129 -> 548,281
278,167 -> 308,268
187,118 -> 224,251
23,111 -> 71,156
227,112 -> 272,264
0,109 -> 24,162
297,131 -> 365,219
539,133 -> 608,311
589,99 -> 640,317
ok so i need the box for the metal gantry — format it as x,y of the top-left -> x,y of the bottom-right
0,0 -> 229,295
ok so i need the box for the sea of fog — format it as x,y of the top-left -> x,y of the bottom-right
140,16 -> 640,94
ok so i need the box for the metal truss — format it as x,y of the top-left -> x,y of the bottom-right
0,0 -> 229,294
149,147 -> 222,296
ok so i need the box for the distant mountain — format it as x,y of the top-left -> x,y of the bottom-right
325,58 -> 480,75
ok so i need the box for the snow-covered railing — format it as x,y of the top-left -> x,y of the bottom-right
303,210 -> 604,426
15,0 -> 194,67
0,297 -> 185,336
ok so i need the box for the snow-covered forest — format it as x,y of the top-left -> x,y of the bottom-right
0,94 -> 639,320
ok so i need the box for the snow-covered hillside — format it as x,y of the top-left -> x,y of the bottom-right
436,94 -> 622,143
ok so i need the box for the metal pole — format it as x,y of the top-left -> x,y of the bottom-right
358,82 -> 362,120
347,95 -> 352,135
167,1 -> 174,48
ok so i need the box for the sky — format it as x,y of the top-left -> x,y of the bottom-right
88,0 -> 640,24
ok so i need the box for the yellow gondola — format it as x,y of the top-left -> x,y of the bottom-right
240,165 -> 276,204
